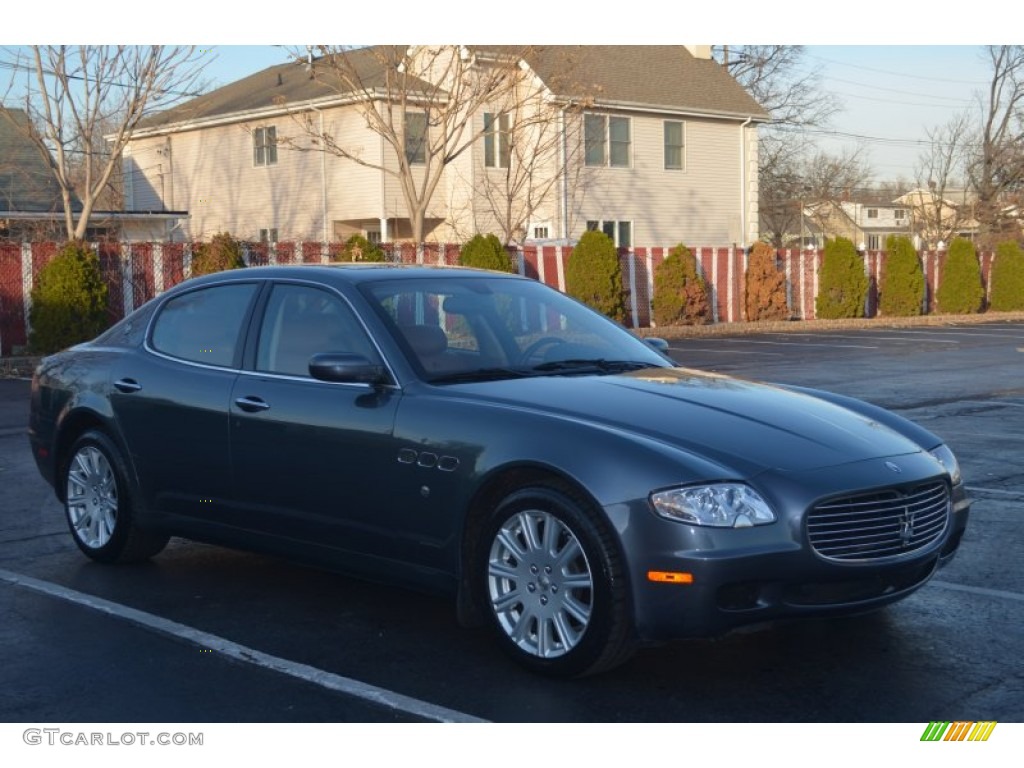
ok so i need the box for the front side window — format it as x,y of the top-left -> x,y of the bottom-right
256,284 -> 377,377
584,114 -> 630,168
253,126 -> 277,166
484,112 -> 510,168
151,283 -> 257,367
867,208 -> 879,219
664,121 -> 684,170
405,112 -> 428,165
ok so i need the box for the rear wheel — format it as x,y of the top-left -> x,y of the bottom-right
478,486 -> 634,677
64,430 -> 168,563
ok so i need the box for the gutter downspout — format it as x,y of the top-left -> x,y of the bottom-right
560,106 -> 568,240
739,117 -> 752,246
308,104 -> 329,243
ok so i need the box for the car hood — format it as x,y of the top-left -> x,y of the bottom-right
447,367 -> 922,475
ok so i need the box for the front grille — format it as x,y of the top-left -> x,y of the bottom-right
807,481 -> 950,562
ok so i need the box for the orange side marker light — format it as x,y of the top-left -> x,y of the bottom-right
647,571 -> 694,584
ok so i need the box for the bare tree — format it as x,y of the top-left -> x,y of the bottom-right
967,45 -> 1024,246
0,45 -> 208,241
913,113 -> 973,248
280,45 -> 535,244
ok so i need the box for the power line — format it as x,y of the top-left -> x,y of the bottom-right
806,52 -> 989,86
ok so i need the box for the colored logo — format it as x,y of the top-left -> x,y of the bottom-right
921,721 -> 997,742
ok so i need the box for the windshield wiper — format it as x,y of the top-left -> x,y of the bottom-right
530,359 -> 655,375
429,367 -> 534,384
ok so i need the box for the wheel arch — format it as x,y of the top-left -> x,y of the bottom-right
53,408 -> 128,503
455,462 -> 631,628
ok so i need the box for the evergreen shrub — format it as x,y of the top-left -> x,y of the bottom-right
988,240 -> 1024,311
936,237 -> 984,314
652,243 -> 711,326
565,230 -> 626,322
744,242 -> 789,321
459,233 -> 514,272
29,241 -> 110,353
879,235 -> 925,316
816,237 -> 869,319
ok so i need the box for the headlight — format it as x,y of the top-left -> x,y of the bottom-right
650,483 -> 776,528
930,444 -> 962,485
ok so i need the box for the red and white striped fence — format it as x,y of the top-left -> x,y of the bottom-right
0,241 -> 999,356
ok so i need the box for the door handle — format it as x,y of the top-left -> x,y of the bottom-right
113,378 -> 142,393
234,396 -> 270,413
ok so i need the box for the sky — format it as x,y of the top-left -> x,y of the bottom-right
0,2 -> 1010,186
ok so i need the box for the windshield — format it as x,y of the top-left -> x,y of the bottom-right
361,274 -> 673,383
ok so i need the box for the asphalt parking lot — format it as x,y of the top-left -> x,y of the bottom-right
1,322 -> 1022,724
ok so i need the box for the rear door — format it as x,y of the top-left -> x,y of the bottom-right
110,281 -> 260,521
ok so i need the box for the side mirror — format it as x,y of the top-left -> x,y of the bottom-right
308,353 -> 387,386
644,337 -> 670,352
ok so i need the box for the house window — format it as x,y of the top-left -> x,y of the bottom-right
365,229 -> 382,246
867,208 -> 879,219
895,209 -> 907,220
259,228 -> 278,243
664,121 -> 684,170
405,112 -> 427,165
584,114 -> 630,168
253,126 -> 277,166
867,234 -> 881,250
532,225 -> 549,239
585,220 -> 632,248
484,112 -> 510,168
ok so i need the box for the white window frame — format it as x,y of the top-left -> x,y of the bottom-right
253,126 -> 277,167
585,219 -> 633,248
584,114 -> 631,168
259,228 -> 278,243
867,208 -> 879,219
484,112 -> 510,169
405,112 -> 428,165
664,120 -> 685,170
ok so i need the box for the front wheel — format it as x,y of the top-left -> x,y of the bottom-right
478,486 -> 634,677
64,430 -> 169,563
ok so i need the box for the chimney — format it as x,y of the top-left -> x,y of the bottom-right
684,45 -> 712,60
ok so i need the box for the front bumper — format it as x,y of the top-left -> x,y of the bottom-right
610,457 -> 971,644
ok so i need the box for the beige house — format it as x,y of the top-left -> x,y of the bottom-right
804,199 -> 913,251
894,188 -> 979,249
120,46 -> 768,247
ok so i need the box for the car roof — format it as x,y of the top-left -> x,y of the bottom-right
180,263 -> 523,289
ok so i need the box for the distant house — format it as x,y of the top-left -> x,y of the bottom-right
120,45 -> 769,246
894,188 -> 979,249
805,199 -> 912,251
0,108 -> 65,240
1,107 -> 186,242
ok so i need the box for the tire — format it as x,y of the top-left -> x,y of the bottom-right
477,486 -> 635,677
63,430 -> 169,563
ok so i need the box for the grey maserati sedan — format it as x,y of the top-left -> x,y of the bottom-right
29,264 -> 970,676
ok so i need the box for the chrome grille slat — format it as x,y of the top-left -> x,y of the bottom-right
807,481 -> 950,561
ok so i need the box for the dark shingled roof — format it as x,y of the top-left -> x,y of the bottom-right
139,45 -> 767,132
483,45 -> 768,118
0,108 -> 66,212
138,46 -> 435,130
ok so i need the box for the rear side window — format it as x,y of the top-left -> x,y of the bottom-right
150,283 -> 257,367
